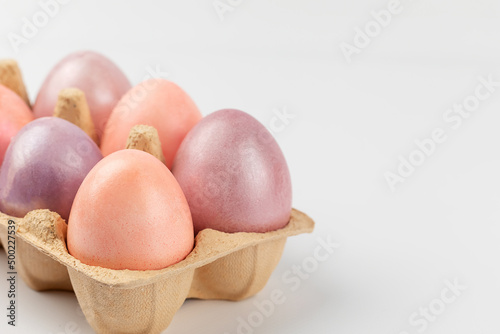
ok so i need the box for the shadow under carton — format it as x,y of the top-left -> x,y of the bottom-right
0,208 -> 314,334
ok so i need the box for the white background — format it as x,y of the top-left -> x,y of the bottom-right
1,0 -> 500,333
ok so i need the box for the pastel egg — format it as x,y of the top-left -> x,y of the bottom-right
172,109 -> 292,234
67,149 -> 194,270
0,117 -> 103,220
100,79 -> 202,168
0,84 -> 33,166
32,51 -> 131,139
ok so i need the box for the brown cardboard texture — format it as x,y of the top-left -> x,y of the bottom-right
0,209 -> 314,334
0,59 -> 31,107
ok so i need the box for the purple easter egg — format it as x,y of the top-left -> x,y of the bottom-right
172,109 -> 292,234
0,117 -> 103,220
33,51 -> 131,139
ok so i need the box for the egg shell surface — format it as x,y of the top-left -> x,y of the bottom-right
172,109 -> 292,234
67,149 -> 194,271
0,84 -> 33,166
100,79 -> 202,168
32,51 -> 131,139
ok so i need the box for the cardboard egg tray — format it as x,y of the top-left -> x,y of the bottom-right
0,209 -> 314,333
0,60 -> 316,333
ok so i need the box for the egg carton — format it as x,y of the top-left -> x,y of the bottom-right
0,208 -> 314,333
0,60 -> 316,333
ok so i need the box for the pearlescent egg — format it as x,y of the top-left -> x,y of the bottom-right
0,84 -> 33,166
32,51 -> 131,139
67,149 -> 194,270
100,79 -> 202,168
172,109 -> 292,234
0,117 -> 102,219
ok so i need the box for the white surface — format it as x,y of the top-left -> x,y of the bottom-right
1,0 -> 500,333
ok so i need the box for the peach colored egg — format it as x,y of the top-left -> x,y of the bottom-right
32,51 -> 131,139
0,85 -> 33,166
67,149 -> 194,271
100,79 -> 202,168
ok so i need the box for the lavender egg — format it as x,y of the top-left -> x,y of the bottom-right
0,117 -> 102,220
172,109 -> 292,234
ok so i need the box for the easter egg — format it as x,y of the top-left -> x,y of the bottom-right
0,84 -> 33,166
32,51 -> 131,139
0,117 -> 102,219
100,79 -> 202,168
67,149 -> 194,270
172,109 -> 292,234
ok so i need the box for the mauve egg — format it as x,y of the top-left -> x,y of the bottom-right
32,51 -> 131,139
100,79 -> 202,168
67,149 -> 194,271
172,109 -> 292,234
0,84 -> 33,166
0,117 -> 103,219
